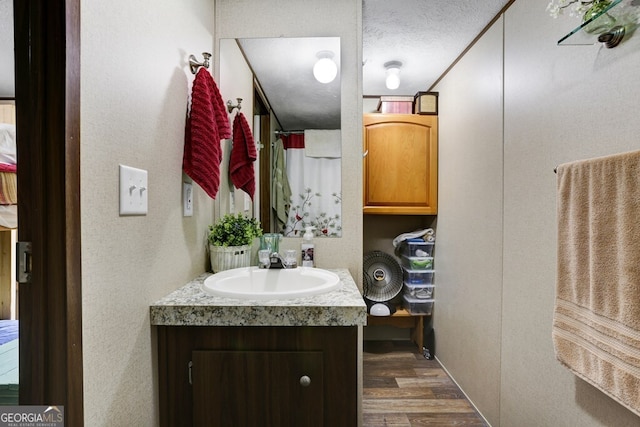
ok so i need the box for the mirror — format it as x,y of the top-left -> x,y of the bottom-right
220,37 -> 342,238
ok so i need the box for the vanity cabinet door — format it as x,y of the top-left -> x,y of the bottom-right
192,350 -> 324,427
363,114 -> 438,214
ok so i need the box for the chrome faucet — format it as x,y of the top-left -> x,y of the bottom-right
269,252 -> 286,269
258,251 -> 297,269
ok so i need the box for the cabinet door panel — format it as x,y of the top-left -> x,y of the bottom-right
363,114 -> 438,214
367,122 -> 429,204
192,350 -> 323,427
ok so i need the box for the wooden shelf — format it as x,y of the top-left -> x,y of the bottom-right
367,308 -> 428,351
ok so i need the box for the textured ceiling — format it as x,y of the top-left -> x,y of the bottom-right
238,37 -> 341,130
1,1 -> 514,124
237,1 -> 512,130
363,0 -> 511,96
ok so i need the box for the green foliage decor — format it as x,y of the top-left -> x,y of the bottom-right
208,213 -> 263,247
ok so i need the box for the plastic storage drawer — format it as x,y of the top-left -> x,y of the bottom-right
401,254 -> 434,270
403,267 -> 434,285
402,255 -> 433,270
399,240 -> 434,257
403,283 -> 434,299
402,294 -> 434,315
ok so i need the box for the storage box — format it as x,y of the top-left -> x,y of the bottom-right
377,96 -> 414,114
403,267 -> 434,285
403,283 -> 434,299
402,294 -> 434,315
401,254 -> 434,270
414,91 -> 438,115
399,239 -> 434,257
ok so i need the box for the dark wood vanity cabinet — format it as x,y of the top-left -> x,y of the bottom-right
192,350 -> 324,426
156,325 -> 358,427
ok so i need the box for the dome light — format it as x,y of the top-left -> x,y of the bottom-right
313,51 -> 338,84
384,61 -> 402,90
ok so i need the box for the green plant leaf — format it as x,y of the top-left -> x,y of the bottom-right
208,213 -> 263,247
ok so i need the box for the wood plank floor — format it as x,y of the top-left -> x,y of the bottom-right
363,340 -> 488,427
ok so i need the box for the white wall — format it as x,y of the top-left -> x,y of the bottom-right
434,17 -> 505,424
218,38 -> 255,219
78,0 -> 640,424
502,1 -> 640,425
80,0 -> 215,424
80,0 -> 361,424
435,0 -> 640,425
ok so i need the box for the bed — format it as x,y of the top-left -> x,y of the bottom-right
0,319 -> 18,404
0,105 -> 18,404
0,106 -> 18,322
0,104 -> 17,231
0,122 -> 17,230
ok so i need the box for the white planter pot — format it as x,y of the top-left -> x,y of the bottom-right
209,244 -> 252,273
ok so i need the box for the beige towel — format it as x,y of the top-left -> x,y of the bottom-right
554,149 -> 640,417
304,129 -> 341,158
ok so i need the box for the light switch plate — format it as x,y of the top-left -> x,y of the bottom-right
183,182 -> 193,217
119,165 -> 148,215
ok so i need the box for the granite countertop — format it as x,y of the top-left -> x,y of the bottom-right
150,268 -> 367,327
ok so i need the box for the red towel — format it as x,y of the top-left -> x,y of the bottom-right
229,113 -> 257,200
183,68 -> 231,199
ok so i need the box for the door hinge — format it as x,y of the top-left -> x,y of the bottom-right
16,241 -> 32,284
188,360 -> 193,385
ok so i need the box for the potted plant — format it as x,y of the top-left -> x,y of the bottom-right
208,213 -> 263,273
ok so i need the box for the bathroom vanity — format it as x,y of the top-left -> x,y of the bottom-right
150,269 -> 366,427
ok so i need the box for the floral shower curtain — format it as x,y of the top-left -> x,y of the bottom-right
281,133 -> 341,237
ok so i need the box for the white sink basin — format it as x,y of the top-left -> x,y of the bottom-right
202,266 -> 341,300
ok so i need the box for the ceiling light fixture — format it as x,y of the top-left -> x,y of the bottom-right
384,61 -> 402,90
313,51 -> 338,84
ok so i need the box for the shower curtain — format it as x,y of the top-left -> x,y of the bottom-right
281,133 -> 341,237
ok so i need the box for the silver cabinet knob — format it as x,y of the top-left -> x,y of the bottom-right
299,375 -> 311,387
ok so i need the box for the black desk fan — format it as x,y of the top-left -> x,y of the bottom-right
363,251 -> 403,316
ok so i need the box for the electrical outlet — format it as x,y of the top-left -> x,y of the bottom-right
183,182 -> 193,217
119,165 -> 148,215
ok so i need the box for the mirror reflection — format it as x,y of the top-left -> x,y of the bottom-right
220,37 -> 342,237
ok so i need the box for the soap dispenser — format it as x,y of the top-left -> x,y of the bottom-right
301,226 -> 315,267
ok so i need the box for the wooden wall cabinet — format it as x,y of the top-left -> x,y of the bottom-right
157,325 -> 358,427
363,114 -> 438,214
